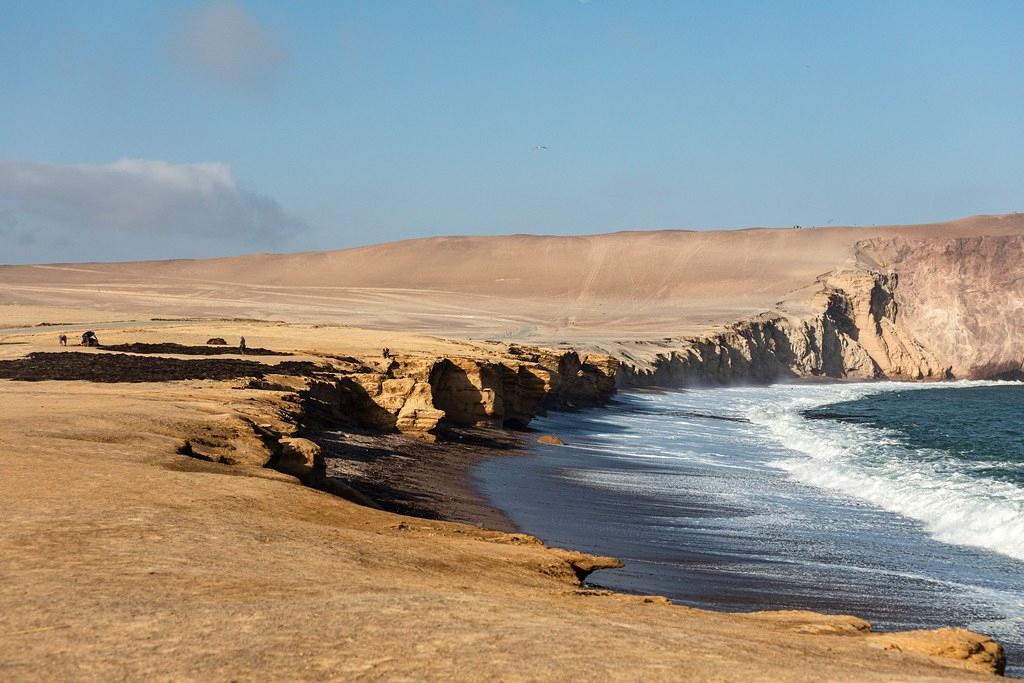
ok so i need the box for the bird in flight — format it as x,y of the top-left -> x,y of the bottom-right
535,145 -> 548,150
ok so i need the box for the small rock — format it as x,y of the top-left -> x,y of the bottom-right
868,627 -> 1005,675
641,596 -> 672,605
276,437 -> 321,479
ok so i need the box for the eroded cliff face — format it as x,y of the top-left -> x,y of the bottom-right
619,269 -> 946,387
301,350 -> 619,438
160,347 -> 618,488
619,232 -> 1024,387
857,235 -> 1024,380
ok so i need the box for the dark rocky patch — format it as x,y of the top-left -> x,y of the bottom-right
0,352 -> 322,383
318,425 -> 525,531
100,342 -> 291,356
970,359 -> 1024,381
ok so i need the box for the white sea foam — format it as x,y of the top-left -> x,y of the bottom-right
731,381 -> 1024,562
515,381 -> 1024,666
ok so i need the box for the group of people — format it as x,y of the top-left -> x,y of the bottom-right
57,331 -> 98,347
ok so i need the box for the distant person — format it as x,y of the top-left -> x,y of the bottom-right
58,334 -> 67,347
81,331 -> 98,347
382,347 -> 390,359
239,336 -> 247,354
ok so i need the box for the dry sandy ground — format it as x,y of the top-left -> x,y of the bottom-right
0,375 -> 1006,681
0,314 -> 511,364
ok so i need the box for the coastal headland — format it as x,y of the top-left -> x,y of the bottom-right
2,214 -> 1021,680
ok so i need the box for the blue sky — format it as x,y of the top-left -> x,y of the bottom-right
1,1 -> 1022,263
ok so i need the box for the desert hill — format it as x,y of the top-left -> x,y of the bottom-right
2,213 -> 1023,381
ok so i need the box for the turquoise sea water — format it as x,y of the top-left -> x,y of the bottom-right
808,385 -> 1024,488
475,382 -> 1024,674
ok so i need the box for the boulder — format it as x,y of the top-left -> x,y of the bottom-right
395,382 -> 445,435
276,436 -> 322,480
868,627 -> 1005,676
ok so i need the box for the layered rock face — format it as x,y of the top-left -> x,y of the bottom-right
302,350 -> 619,437
858,235 -> 1024,379
620,268 -> 946,387
619,231 -> 1024,387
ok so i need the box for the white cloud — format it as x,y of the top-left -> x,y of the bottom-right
171,0 -> 286,87
0,158 -> 303,239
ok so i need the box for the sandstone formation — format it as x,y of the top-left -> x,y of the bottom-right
868,627 -> 1006,676
618,268 -> 949,386
302,350 -> 618,438
274,436 -> 322,481
3,217 -> 1023,680
614,228 -> 1024,387
858,235 -> 1024,380
0,361 -> 1009,680
89,342 -> 620,490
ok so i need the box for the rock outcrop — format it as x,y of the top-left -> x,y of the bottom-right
619,268 -> 944,387
301,350 -> 619,439
610,229 -> 1024,388
745,612 -> 1005,675
274,436 -> 322,480
868,627 -> 1006,676
858,234 -> 1024,380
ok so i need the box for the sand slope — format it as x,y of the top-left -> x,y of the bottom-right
3,214 -> 1023,341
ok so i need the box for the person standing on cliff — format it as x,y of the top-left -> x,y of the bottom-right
239,336 -> 246,354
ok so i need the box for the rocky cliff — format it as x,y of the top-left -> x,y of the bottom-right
857,235 -> 1024,380
619,233 -> 1021,387
300,349 -> 619,438
619,270 -> 939,387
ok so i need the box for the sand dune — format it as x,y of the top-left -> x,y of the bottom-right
3,214 -> 1023,344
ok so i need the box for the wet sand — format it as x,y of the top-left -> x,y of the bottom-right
316,426 -> 528,533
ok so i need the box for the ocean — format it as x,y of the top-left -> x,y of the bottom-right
473,382 -> 1024,674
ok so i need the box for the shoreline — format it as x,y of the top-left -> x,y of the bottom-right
472,384 -> 1024,674
0,320 -> 1012,679
316,425 -> 526,534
